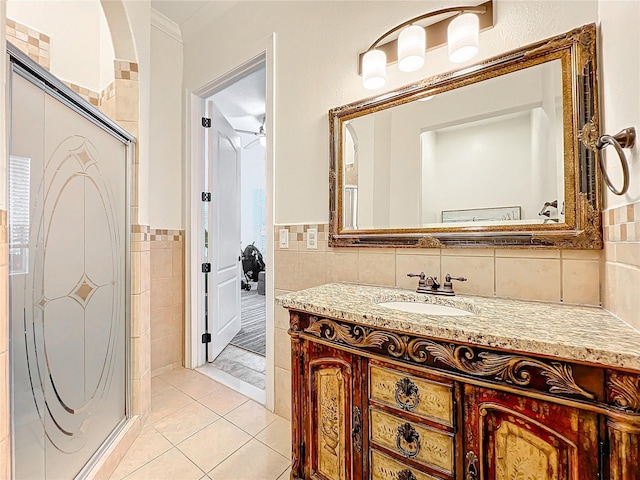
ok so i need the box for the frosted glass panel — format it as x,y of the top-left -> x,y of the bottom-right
10,71 -> 128,479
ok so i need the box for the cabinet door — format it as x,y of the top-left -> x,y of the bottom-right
464,386 -> 600,480
306,342 -> 365,480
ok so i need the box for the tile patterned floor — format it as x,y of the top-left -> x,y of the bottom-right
110,368 -> 291,480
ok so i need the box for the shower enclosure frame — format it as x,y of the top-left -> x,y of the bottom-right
6,42 -> 135,479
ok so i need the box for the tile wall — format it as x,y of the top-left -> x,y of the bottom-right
150,229 -> 185,377
6,19 -> 49,70
273,223 -> 603,415
603,201 -> 640,330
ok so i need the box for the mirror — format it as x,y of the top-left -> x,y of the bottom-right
329,24 -> 602,249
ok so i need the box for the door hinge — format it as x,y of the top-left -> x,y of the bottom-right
202,262 -> 211,273
202,117 -> 211,128
201,192 -> 211,202
598,441 -> 606,479
299,352 -> 305,376
201,333 -> 211,344
300,441 -> 305,461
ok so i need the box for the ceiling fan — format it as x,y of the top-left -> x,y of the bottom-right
236,116 -> 266,149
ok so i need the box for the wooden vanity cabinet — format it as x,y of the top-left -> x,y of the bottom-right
288,311 -> 640,480
463,386 -> 601,480
297,341 -> 366,480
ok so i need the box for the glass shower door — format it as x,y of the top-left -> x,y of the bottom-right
10,68 -> 128,479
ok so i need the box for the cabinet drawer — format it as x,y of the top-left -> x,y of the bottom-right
370,449 -> 440,480
369,365 -> 453,426
370,408 -> 454,475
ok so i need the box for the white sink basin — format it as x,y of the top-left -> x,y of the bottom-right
377,301 -> 473,316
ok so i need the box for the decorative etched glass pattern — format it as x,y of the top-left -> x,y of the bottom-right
10,72 -> 127,479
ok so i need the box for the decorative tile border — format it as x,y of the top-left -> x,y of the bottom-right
6,19 -> 50,70
100,82 -> 116,105
150,229 -> 183,242
132,224 -> 151,242
274,224 -> 328,243
115,60 -> 139,81
603,201 -> 640,242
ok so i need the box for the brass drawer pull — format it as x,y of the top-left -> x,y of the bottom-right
397,469 -> 417,480
395,377 -> 420,411
396,423 -> 421,458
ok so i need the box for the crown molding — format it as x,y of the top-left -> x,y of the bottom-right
151,8 -> 182,44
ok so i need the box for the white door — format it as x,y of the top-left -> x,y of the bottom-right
205,102 -> 242,361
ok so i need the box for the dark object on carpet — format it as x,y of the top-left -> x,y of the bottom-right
230,285 -> 266,356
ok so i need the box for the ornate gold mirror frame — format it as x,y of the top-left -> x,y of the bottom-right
329,24 -> 601,249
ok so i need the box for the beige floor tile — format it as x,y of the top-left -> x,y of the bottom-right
153,401 -> 220,445
225,400 -> 279,436
174,376 -> 221,400
159,367 -> 208,386
177,418 -> 251,473
277,468 -> 291,480
109,426 -> 173,480
255,417 -> 291,458
148,387 -> 194,423
122,448 -> 203,480
198,385 -> 249,415
151,377 -> 173,397
208,439 -> 289,480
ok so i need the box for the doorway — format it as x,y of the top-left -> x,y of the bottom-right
195,58 -> 269,401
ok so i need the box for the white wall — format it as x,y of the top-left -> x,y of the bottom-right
122,0 -> 151,227
7,0 -> 115,92
598,0 -> 640,208
149,24 -> 183,230
182,1 -> 598,225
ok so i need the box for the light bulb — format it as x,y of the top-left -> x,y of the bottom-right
398,25 -> 426,72
448,13 -> 480,63
362,49 -> 386,90
259,135 -> 266,147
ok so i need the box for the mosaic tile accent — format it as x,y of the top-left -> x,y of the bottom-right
115,60 -> 140,81
274,224 -> 328,242
100,81 -> 116,105
132,224 -> 151,242
603,201 -> 640,242
150,229 -> 183,242
62,81 -> 99,106
6,19 -> 50,70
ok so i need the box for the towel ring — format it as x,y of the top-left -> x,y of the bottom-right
596,127 -> 635,196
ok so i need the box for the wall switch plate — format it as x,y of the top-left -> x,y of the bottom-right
307,228 -> 318,249
279,229 -> 289,249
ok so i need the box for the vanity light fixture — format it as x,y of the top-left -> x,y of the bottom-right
359,0 -> 494,89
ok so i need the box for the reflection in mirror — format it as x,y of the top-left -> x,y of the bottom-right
343,60 -> 565,230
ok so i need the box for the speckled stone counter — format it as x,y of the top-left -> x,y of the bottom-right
276,282 -> 640,371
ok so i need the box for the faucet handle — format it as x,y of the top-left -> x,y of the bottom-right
443,274 -> 467,293
445,274 -> 467,283
407,272 -> 427,288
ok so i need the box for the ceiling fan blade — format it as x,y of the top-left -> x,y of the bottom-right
236,128 -> 258,135
244,138 -> 260,149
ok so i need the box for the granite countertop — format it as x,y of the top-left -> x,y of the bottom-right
276,283 -> 640,371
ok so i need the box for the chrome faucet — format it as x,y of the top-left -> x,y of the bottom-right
407,272 -> 467,296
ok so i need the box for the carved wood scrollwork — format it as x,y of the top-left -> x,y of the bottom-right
289,312 -> 301,332
304,317 -> 594,400
608,373 -> 640,413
